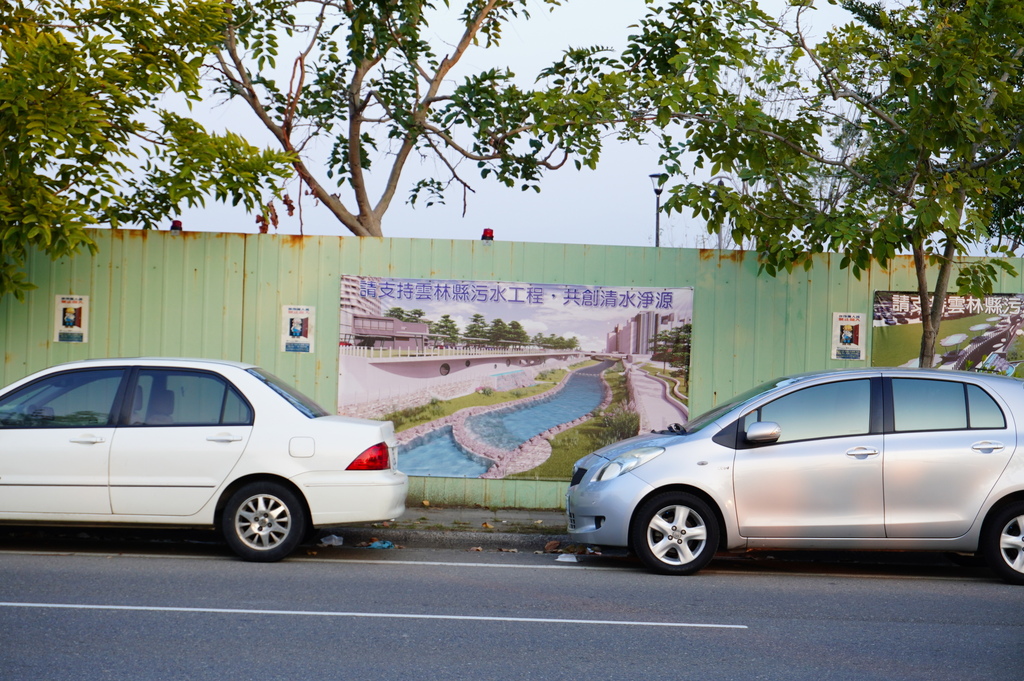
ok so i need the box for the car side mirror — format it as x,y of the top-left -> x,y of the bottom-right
746,421 -> 781,443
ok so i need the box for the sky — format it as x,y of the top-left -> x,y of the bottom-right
174,0 -> 851,248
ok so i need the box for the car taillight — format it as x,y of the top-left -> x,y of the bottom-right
346,443 -> 390,470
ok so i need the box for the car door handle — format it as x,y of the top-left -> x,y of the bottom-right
69,435 -> 106,445
846,446 -> 879,459
206,433 -> 243,443
971,441 -> 1005,454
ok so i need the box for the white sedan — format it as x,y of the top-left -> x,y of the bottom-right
0,358 -> 408,561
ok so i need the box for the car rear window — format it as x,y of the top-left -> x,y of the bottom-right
247,368 -> 329,419
891,378 -> 1006,431
130,369 -> 254,426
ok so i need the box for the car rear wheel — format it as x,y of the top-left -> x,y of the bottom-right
631,491 -> 719,575
983,502 -> 1024,585
222,482 -> 308,562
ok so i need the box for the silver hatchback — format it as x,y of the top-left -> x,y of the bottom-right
566,368 -> 1024,583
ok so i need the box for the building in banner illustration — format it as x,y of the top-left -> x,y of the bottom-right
871,291 -> 1024,375
338,276 -> 693,480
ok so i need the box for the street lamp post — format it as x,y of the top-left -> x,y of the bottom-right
649,173 -> 666,247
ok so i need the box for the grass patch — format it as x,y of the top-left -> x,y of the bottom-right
1006,335 -> 1024,363
871,313 -> 995,367
385,371 -> 565,432
511,422 -> 609,481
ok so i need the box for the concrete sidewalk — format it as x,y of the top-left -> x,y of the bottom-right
320,504 -> 573,552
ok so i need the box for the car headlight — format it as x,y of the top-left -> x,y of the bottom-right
594,446 -> 665,482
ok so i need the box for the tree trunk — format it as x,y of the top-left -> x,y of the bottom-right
914,246 -> 937,367
914,239 -> 957,369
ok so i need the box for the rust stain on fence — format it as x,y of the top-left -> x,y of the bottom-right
281,234 -> 308,248
698,248 -> 750,263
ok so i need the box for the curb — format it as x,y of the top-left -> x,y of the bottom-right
322,527 -> 572,552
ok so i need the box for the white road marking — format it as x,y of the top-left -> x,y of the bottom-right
0,602 -> 747,629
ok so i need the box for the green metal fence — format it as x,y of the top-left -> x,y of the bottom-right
4,229 -> 1021,508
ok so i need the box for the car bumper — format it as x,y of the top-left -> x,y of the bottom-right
565,472 -> 653,548
296,469 -> 409,526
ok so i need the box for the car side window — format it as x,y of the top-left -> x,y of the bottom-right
967,384 -> 1006,428
752,379 -> 871,443
130,369 -> 253,426
891,379 -> 1004,431
0,369 -> 125,428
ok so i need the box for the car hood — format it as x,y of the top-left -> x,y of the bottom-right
576,430 -> 688,467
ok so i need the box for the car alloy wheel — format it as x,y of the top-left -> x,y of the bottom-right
984,501 -> 1024,585
631,491 -> 720,575
222,482 -> 308,562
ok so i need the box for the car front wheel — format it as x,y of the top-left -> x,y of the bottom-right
221,482 -> 308,562
630,491 -> 719,575
983,502 -> 1024,585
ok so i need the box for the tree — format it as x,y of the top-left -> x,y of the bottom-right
538,332 -> 578,350
0,0 -> 292,300
507,320 -> 530,344
651,323 -> 691,381
384,306 -> 408,321
987,157 -> 1024,251
431,313 -> 460,344
553,0 -> 1024,367
488,318 -> 511,343
464,313 -> 489,341
384,306 -> 427,323
211,0 -> 609,237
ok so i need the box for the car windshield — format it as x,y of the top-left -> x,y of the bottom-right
684,376 -> 804,433
247,368 -> 329,419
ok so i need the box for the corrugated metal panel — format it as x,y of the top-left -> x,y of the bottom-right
102,231 -> 247,359
404,476 -> 566,509
241,234 -> 341,410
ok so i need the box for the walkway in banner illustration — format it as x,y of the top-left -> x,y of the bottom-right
627,365 -> 689,432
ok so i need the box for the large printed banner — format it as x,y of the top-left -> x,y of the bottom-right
338,275 -> 693,480
871,291 -> 1024,375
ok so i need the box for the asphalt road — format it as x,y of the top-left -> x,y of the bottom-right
2,539 -> 1022,681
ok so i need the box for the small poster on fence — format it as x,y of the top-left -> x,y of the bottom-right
832,312 -> 865,360
282,305 -> 315,353
54,295 -> 89,343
